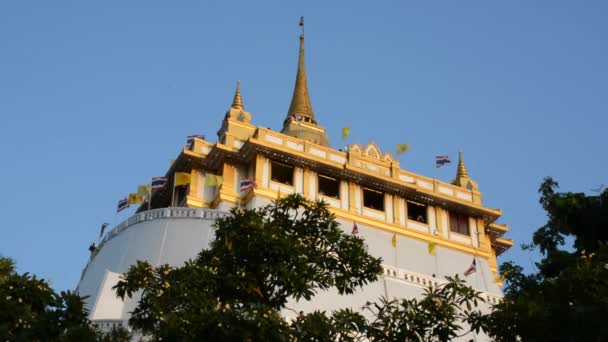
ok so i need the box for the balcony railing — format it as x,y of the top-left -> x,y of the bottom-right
78,208 -> 230,285
99,207 -> 230,248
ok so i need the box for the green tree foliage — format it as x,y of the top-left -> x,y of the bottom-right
0,256 -> 132,341
115,195 -> 383,340
289,276 -> 485,342
483,178 -> 608,341
115,194 -> 487,341
361,276 -> 485,341
97,325 -> 132,342
0,256 -> 99,341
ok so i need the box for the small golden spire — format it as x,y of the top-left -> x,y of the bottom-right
456,150 -> 469,179
286,16 -> 316,124
231,80 -> 244,110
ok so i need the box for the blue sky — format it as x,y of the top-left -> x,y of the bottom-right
1,1 -> 606,292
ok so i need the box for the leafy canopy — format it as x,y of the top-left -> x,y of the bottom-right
482,178 -> 608,341
0,256 -> 104,341
115,194 -> 490,341
115,194 -> 384,340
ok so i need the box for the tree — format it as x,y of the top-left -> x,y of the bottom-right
482,178 -> 608,341
287,277 -> 485,342
0,256 -> 132,342
0,256 -> 99,341
115,194 -> 488,341
115,195 -> 383,340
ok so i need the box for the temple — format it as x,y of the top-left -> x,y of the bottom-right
77,19 -> 512,340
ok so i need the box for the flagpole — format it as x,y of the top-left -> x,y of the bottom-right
394,240 -> 398,266
171,173 -> 176,207
237,177 -> 242,210
238,187 -> 243,210
474,227 -> 488,291
148,185 -> 152,211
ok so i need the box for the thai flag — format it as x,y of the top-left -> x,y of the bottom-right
99,223 -> 109,238
151,177 -> 168,189
117,198 -> 129,213
435,155 -> 451,168
240,177 -> 256,192
464,258 -> 477,276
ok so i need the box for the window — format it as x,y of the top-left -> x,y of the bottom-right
407,201 -> 427,224
271,161 -> 294,186
318,174 -> 340,199
363,188 -> 384,211
449,212 -> 470,235
175,184 -> 189,207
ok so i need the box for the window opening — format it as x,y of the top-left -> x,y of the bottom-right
271,161 -> 294,186
318,174 -> 340,199
407,201 -> 427,223
363,188 -> 384,211
175,184 -> 189,207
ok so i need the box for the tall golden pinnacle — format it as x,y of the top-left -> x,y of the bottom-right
286,16 -> 316,124
456,150 -> 469,179
231,80 -> 244,110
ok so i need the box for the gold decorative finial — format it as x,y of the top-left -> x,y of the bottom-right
285,16 -> 316,124
456,150 -> 469,179
231,80 -> 244,110
452,149 -> 477,190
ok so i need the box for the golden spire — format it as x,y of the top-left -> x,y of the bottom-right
231,80 -> 244,110
452,150 -> 477,190
456,150 -> 469,179
286,16 -> 316,124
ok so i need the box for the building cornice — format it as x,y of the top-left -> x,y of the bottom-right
178,129 -> 502,224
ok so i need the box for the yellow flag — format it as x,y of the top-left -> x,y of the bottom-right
206,174 -> 223,187
137,185 -> 151,197
391,233 -> 397,248
170,159 -> 175,166
494,273 -> 505,283
175,172 -> 191,186
341,127 -> 350,140
128,193 -> 143,205
428,242 -> 437,256
396,143 -> 410,155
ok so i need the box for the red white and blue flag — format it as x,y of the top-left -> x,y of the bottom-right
117,198 -> 129,213
436,156 -> 451,168
464,258 -> 477,276
240,177 -> 256,192
151,177 -> 168,190
99,223 -> 109,238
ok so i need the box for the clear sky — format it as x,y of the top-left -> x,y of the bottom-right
1,1 -> 606,292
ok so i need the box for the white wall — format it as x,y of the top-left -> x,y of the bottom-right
78,212 -> 220,319
79,197 -> 502,341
